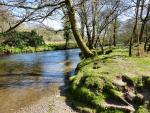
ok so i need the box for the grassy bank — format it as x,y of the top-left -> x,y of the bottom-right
68,48 -> 150,113
0,41 -> 78,55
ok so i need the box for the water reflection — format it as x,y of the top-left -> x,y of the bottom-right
0,49 -> 80,88
0,49 -> 80,113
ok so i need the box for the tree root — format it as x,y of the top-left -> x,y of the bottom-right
104,103 -> 135,113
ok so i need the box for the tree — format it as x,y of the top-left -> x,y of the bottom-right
2,30 -> 45,48
129,0 -> 140,56
65,0 -> 94,57
112,15 -> 117,46
128,0 -> 150,56
144,22 -> 150,51
138,0 -> 150,44
77,0 -> 124,51
0,0 -> 94,57
0,6 -> 12,32
63,15 -> 71,49
137,0 -> 150,55
0,0 -> 142,57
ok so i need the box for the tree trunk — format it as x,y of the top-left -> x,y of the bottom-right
129,0 -> 140,56
81,20 -> 85,39
97,37 -> 104,54
91,0 -> 98,49
113,17 -> 117,47
85,23 -> 92,49
65,0 -> 94,57
91,1 -> 96,49
137,22 -> 145,56
144,36 -> 150,52
138,22 -> 145,44
144,24 -> 150,52
80,0 -> 92,48
144,37 -> 148,51
80,0 -> 92,49
65,35 -> 69,49
137,0 -> 150,55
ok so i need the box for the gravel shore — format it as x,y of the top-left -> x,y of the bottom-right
15,86 -> 77,113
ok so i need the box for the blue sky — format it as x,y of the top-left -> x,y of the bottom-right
1,0 -> 140,30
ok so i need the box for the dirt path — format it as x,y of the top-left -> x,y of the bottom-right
15,86 -> 78,113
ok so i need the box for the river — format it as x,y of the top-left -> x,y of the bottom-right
0,49 -> 80,113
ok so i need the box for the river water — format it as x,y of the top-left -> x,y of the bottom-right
0,49 -> 80,113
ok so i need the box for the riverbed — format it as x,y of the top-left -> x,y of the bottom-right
0,49 -> 80,113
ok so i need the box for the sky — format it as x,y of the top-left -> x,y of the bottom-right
43,14 -> 130,31
2,0 -> 139,31
43,19 -> 63,30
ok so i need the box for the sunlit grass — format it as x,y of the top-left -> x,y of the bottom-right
69,48 -> 150,113
0,41 -> 78,54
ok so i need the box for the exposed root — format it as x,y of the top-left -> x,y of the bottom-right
104,103 -> 135,113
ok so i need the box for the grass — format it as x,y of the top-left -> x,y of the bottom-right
0,41 -> 78,55
136,106 -> 149,113
69,48 -> 150,113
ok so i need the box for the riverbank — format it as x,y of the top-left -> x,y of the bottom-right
0,42 -> 78,55
0,49 -> 80,113
68,48 -> 150,113
15,85 -> 77,113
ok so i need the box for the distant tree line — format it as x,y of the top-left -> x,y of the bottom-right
0,30 -> 45,48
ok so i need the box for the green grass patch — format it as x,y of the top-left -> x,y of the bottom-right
0,42 -> 78,55
69,48 -> 150,113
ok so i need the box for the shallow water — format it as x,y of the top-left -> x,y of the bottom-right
0,49 -> 80,113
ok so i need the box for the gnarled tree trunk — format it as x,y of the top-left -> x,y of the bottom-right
65,0 -> 94,57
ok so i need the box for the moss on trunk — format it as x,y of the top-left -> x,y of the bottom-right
65,0 -> 94,58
